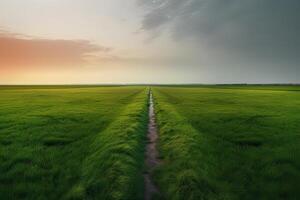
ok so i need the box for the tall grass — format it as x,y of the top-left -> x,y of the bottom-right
0,86 -> 148,199
68,89 -> 149,200
153,97 -> 216,200
153,86 -> 300,200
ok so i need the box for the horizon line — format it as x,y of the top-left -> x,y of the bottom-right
1,83 -> 300,86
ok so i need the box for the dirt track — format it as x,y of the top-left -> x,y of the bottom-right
144,90 -> 160,200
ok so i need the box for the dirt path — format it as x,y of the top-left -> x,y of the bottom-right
144,90 -> 160,200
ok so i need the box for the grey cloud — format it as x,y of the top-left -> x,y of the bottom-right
138,0 -> 300,66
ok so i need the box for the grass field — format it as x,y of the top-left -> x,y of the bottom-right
1,85 -> 300,199
152,86 -> 300,200
0,86 -> 148,199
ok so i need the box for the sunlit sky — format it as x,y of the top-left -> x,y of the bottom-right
0,0 -> 299,84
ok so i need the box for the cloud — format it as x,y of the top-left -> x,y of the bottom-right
0,29 -> 183,70
138,0 -> 300,64
0,30 -> 111,69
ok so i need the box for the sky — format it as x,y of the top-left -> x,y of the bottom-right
0,0 -> 299,84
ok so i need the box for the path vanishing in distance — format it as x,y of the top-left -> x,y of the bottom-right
144,90 -> 161,200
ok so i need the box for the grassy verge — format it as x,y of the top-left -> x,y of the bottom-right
153,86 -> 300,200
153,95 -> 216,200
67,89 -> 149,200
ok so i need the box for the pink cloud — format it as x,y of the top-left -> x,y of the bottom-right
0,31 -> 110,69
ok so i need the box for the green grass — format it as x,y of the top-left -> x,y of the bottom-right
153,86 -> 300,200
1,85 -> 300,200
0,86 -> 148,199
